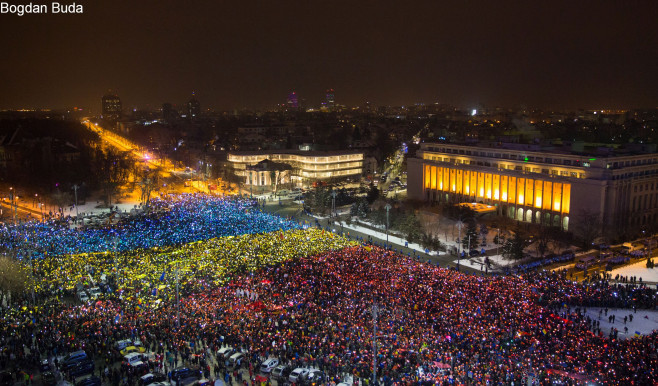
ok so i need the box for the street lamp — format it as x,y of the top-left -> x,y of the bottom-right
331,191 -> 337,217
371,303 -> 379,386
71,184 -> 80,221
385,203 -> 392,249
497,228 -> 500,257
456,220 -> 464,270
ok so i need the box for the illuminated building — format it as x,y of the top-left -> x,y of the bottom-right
101,92 -> 122,121
325,89 -> 335,109
187,93 -> 200,119
408,142 -> 658,232
228,150 -> 363,187
286,92 -> 299,109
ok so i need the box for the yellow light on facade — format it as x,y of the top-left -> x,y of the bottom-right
554,201 -> 560,211
480,188 -> 484,197
486,189 -> 491,199
535,197 -> 542,208
502,192 -> 507,201
518,194 -> 524,205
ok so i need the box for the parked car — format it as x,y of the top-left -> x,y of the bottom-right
40,358 -> 51,372
171,367 -> 200,382
68,359 -> 94,378
217,346 -> 234,360
140,372 -> 167,386
75,376 -> 101,386
259,358 -> 279,373
77,291 -> 90,303
88,287 -> 102,299
272,365 -> 292,380
289,368 -> 309,383
123,352 -> 146,367
42,371 -> 57,386
62,350 -> 89,371
120,345 -> 146,356
304,369 -> 326,385
228,352 -> 245,369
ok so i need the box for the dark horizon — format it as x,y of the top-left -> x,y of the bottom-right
1,0 -> 657,112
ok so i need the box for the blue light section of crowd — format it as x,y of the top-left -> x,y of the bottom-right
0,194 -> 300,259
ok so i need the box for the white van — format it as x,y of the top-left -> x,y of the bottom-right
227,352 -> 245,369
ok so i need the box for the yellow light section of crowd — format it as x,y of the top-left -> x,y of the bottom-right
423,165 -> 571,214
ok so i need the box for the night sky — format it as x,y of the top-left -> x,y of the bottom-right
1,0 -> 657,111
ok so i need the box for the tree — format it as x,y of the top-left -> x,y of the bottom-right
462,222 -> 479,251
535,228 -> 550,258
366,183 -> 380,204
503,228 -> 530,260
421,233 -> 443,253
572,209 -> 603,249
139,167 -> 160,210
96,149 -> 131,207
398,212 -> 423,244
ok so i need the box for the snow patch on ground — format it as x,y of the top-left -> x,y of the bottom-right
609,260 -> 658,283
583,307 -> 658,338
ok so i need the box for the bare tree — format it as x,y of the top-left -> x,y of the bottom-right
572,209 -> 603,249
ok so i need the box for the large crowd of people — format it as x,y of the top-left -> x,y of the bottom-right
1,194 -> 657,385
0,195 -> 300,259
31,228 -> 355,300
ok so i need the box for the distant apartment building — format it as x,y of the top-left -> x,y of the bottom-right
101,92 -> 122,121
228,150 -> 364,187
408,142 -> 658,234
187,93 -> 201,119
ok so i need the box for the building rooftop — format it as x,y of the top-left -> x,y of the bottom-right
421,140 -> 658,159
229,149 -> 363,156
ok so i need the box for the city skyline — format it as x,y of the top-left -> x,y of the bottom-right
1,1 -> 657,111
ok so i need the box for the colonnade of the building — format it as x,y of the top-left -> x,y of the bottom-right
423,164 -> 571,229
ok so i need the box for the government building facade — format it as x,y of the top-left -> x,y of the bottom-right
408,142 -> 658,235
227,150 -> 364,187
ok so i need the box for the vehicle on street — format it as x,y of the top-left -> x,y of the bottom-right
123,352 -> 146,367
75,376 -> 101,386
217,346 -> 234,361
88,287 -> 102,299
289,368 -> 309,383
76,291 -> 90,303
228,352 -> 245,369
62,351 -> 88,371
42,371 -> 57,386
40,358 -> 51,372
140,372 -> 167,386
272,365 -> 291,380
115,339 -> 141,351
120,345 -> 147,356
259,358 -> 279,373
303,369 -> 325,385
68,359 -> 94,378
170,367 -> 200,382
